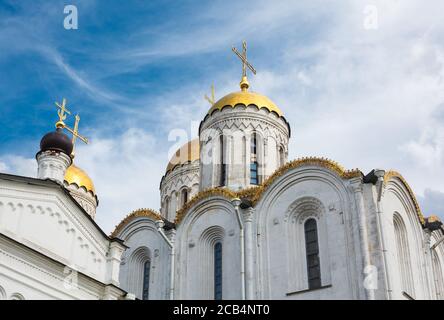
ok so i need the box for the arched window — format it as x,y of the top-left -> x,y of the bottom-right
219,135 -> 226,186
304,219 -> 321,289
279,146 -> 285,167
142,260 -> 151,300
181,189 -> 188,207
250,133 -> 259,185
214,242 -> 223,300
127,247 -> 151,300
164,196 -> 170,219
393,213 -> 415,297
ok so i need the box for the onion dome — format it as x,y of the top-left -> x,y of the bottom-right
206,75 -> 283,117
64,164 -> 95,195
166,139 -> 200,173
40,128 -> 74,155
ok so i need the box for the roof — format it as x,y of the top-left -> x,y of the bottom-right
207,90 -> 283,117
111,208 -> 174,238
165,138 -> 200,173
65,164 -> 96,195
0,172 -> 124,245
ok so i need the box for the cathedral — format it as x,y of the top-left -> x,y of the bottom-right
0,44 -> 444,300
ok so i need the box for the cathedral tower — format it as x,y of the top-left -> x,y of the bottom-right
199,42 -> 290,191
37,99 -> 98,219
36,128 -> 73,184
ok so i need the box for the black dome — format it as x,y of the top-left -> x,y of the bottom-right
40,128 -> 73,155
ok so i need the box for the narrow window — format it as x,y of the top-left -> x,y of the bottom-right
250,162 -> 258,185
304,219 -> 321,289
279,146 -> 285,167
164,197 -> 169,219
181,189 -> 188,207
394,214 -> 415,296
219,135 -> 226,186
250,133 -> 259,185
251,133 -> 257,155
214,242 -> 223,300
142,260 -> 151,300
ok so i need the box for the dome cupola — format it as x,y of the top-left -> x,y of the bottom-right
199,41 -> 290,191
39,128 -> 74,156
160,139 -> 200,221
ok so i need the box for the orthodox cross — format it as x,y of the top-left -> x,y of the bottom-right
55,98 -> 71,128
204,84 -> 216,105
64,114 -> 89,151
232,40 -> 257,78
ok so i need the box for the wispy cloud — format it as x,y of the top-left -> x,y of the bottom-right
1,0 -> 444,232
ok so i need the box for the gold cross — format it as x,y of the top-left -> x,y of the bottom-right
65,114 -> 88,145
55,98 -> 71,128
64,114 -> 88,157
232,40 -> 257,78
204,84 -> 216,105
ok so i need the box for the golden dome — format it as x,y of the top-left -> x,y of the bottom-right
64,164 -> 96,194
208,89 -> 283,117
166,139 -> 200,173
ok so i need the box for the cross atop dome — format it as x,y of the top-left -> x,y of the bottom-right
232,40 -> 256,91
53,98 -> 88,158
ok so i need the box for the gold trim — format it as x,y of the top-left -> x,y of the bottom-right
111,208 -> 162,237
383,170 -> 425,225
207,90 -> 283,117
174,157 -> 362,224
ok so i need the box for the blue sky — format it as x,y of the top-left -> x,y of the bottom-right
1,0 -> 444,233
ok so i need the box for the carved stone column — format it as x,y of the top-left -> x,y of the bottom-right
243,207 -> 255,299
350,177 -> 374,300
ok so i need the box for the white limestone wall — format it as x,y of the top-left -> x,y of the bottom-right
361,182 -> 389,300
199,106 -> 290,191
380,178 -> 432,300
64,182 -> 98,219
0,235 -> 124,300
430,231 -> 444,299
36,150 -> 72,184
160,160 -> 199,221
0,178 -> 124,287
116,218 -> 171,300
174,197 -> 242,299
253,166 -> 363,299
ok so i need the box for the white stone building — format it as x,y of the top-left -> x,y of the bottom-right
114,74 -> 444,300
1,65 -> 443,301
0,125 -> 128,300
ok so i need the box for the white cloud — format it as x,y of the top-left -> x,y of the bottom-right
73,128 -> 167,234
417,189 -> 444,221
2,0 -> 444,233
0,155 -> 36,178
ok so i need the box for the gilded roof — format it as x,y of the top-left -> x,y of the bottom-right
64,164 -> 95,194
207,90 -> 283,117
166,138 -> 200,173
111,208 -> 162,237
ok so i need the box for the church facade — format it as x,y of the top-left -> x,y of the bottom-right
1,46 -> 444,300
112,70 -> 444,300
0,107 -> 129,300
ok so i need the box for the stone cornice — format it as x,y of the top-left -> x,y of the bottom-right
383,170 -> 425,225
174,157 -> 362,225
111,208 -> 163,238
200,107 -> 290,140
